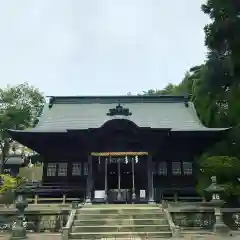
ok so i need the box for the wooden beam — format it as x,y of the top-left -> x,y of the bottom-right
91,152 -> 148,157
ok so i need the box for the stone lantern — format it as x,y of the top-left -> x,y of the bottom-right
10,188 -> 29,239
204,176 -> 230,236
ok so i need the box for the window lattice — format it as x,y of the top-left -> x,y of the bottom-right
58,163 -> 68,176
172,162 -> 181,176
183,162 -> 193,175
47,163 -> 57,176
158,162 -> 167,176
72,163 -> 82,176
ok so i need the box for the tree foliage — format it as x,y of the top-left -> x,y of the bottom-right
0,174 -> 18,193
196,156 -> 240,197
0,83 -> 45,173
142,0 -> 240,200
141,83 -> 179,96
0,174 -> 26,205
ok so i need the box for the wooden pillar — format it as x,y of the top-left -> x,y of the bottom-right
117,158 -> 121,200
86,154 -> 92,204
147,155 -> 154,203
104,157 -> 108,202
132,157 -> 136,202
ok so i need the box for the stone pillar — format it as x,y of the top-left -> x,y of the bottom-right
34,194 -> 38,204
62,194 -> 66,204
174,192 -> 178,202
117,158 -> 121,201
85,154 -> 92,204
204,176 -> 230,237
104,157 -> 108,202
147,155 -> 154,203
132,157 -> 136,202
35,216 -> 41,233
10,194 -> 28,239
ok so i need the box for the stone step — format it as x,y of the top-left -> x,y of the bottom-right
77,208 -> 162,214
72,224 -> 170,233
82,204 -> 153,208
70,204 -> 170,239
182,230 -> 214,236
73,218 -> 168,226
69,231 -> 172,239
75,213 -> 166,220
81,205 -> 160,209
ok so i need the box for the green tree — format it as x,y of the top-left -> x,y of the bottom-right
194,0 -> 240,201
141,0 -> 240,202
197,156 -> 240,200
202,0 -> 240,82
0,83 -> 45,173
141,84 -> 179,96
200,0 -> 240,127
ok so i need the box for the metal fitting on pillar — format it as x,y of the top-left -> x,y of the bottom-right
132,190 -> 136,203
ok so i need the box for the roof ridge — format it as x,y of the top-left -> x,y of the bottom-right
48,95 -> 189,106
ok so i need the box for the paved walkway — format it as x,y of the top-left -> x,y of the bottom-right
0,233 -> 62,240
0,233 -> 240,240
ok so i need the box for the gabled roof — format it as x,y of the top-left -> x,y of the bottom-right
15,95 -> 227,132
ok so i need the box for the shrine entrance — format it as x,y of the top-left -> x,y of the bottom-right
91,152 -> 150,203
107,156 -> 134,203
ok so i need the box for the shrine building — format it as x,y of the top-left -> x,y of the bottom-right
8,95 -> 228,203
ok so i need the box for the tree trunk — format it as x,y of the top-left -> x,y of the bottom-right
0,140 -> 10,174
0,142 -> 8,174
0,152 -> 4,174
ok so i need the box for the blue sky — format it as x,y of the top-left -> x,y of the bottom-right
0,0 -> 209,96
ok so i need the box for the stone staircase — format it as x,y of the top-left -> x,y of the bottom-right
69,204 -> 172,239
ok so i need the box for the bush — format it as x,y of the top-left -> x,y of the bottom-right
196,156 -> 240,202
0,174 -> 25,205
0,189 -> 15,205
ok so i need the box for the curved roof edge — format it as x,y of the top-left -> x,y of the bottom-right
8,127 -> 231,134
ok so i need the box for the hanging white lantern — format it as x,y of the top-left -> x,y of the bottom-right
125,155 -> 128,164
135,155 -> 138,163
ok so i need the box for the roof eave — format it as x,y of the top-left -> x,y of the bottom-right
170,127 -> 231,132
8,129 -> 67,134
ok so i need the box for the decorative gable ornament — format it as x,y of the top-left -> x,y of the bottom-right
106,103 -> 132,117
